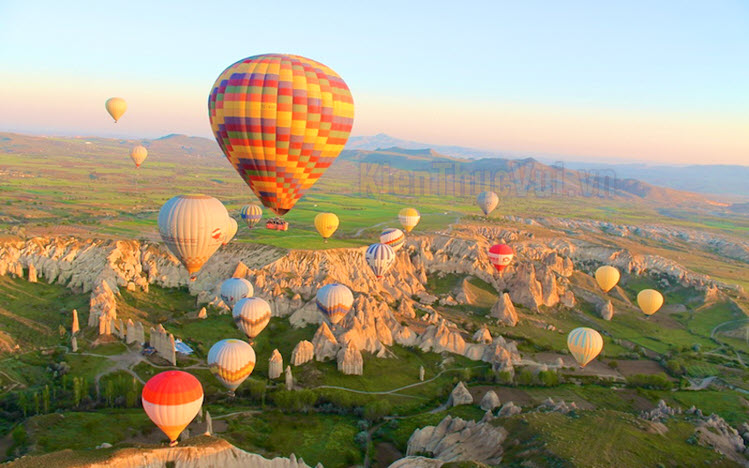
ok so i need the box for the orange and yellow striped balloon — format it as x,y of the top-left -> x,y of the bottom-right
208,54 -> 354,216
141,371 -> 203,445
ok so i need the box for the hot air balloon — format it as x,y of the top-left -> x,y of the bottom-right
380,228 -> 405,252
105,97 -> 127,123
488,244 -> 514,272
567,327 -> 603,368
398,208 -> 420,233
220,278 -> 254,308
594,266 -> 620,293
637,289 -> 663,316
477,191 -> 499,216
314,213 -> 339,242
207,339 -> 256,395
130,145 -> 148,168
222,217 -> 238,245
365,243 -> 396,278
208,54 -> 354,216
141,371 -> 203,446
158,195 -> 228,281
316,283 -> 354,325
240,204 -> 263,229
233,297 -> 271,341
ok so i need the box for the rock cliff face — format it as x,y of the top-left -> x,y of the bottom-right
291,341 -> 314,366
490,293 -> 518,326
403,415 -> 507,465
5,437 -> 320,468
337,342 -> 363,375
268,349 -> 283,379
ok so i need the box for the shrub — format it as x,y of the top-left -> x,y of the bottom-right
607,360 -> 619,369
625,373 -> 674,390
538,370 -> 560,387
516,369 -> 533,386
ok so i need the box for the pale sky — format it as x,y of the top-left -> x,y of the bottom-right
0,0 -> 747,164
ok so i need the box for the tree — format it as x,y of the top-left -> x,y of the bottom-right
364,399 -> 392,422
42,385 -> 50,413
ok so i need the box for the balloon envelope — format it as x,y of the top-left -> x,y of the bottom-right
314,213 -> 339,240
488,244 -> 514,272
240,204 -> 263,229
380,228 -> 405,252
208,54 -> 354,216
223,217 -> 238,245
365,243 -> 396,278
105,97 -> 127,123
477,191 -> 499,216
637,289 -> 664,316
398,208 -> 420,233
141,371 -> 203,444
595,266 -> 620,293
208,339 -> 256,392
220,278 -> 254,308
233,297 -> 271,339
316,283 -> 354,325
158,195 -> 228,279
130,145 -> 148,168
567,327 -> 603,368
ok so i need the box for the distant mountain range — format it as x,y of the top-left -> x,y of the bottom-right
2,131 -> 746,199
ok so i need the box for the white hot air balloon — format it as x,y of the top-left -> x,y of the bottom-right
158,194 -> 228,281
365,243 -> 396,278
207,339 -> 256,395
219,278 -> 254,308
232,297 -> 271,341
316,283 -> 354,325
477,191 -> 499,216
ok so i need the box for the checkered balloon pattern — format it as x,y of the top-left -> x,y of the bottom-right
208,54 -> 355,215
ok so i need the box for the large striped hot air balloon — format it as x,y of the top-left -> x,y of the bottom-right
477,191 -> 499,216
314,212 -> 339,242
567,327 -> 603,368
240,204 -> 263,229
365,243 -> 396,278
220,278 -> 254,308
380,228 -> 405,252
398,208 -> 420,233
208,54 -> 354,216
222,217 -> 238,245
130,145 -> 148,168
488,244 -> 514,272
207,339 -> 256,395
105,97 -> 127,123
316,283 -> 354,325
637,289 -> 664,316
141,371 -> 203,446
595,266 -> 620,293
233,297 -> 271,341
158,195 -> 228,281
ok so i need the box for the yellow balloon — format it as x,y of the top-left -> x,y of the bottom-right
314,213 -> 339,241
398,208 -> 420,233
637,289 -> 664,316
595,266 -> 620,293
567,327 -> 603,368
105,97 -> 127,123
130,145 -> 148,168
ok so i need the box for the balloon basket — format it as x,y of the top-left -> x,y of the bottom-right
228,390 -> 236,398
169,440 -> 178,447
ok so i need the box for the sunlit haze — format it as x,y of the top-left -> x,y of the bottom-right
1,0 -> 747,164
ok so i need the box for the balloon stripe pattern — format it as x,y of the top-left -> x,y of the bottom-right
567,327 -> 603,368
398,208 -> 420,233
365,243 -> 396,278
489,244 -> 514,272
316,283 -> 354,325
380,228 -> 405,251
207,339 -> 256,392
209,54 -> 354,216
158,195 -> 228,277
240,204 -> 263,228
232,297 -> 271,339
141,371 -> 203,444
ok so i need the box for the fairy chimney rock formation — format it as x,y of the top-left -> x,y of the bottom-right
312,322 -> 339,361
268,349 -> 283,379
337,342 -> 364,375
291,340 -> 314,366
491,293 -> 518,326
